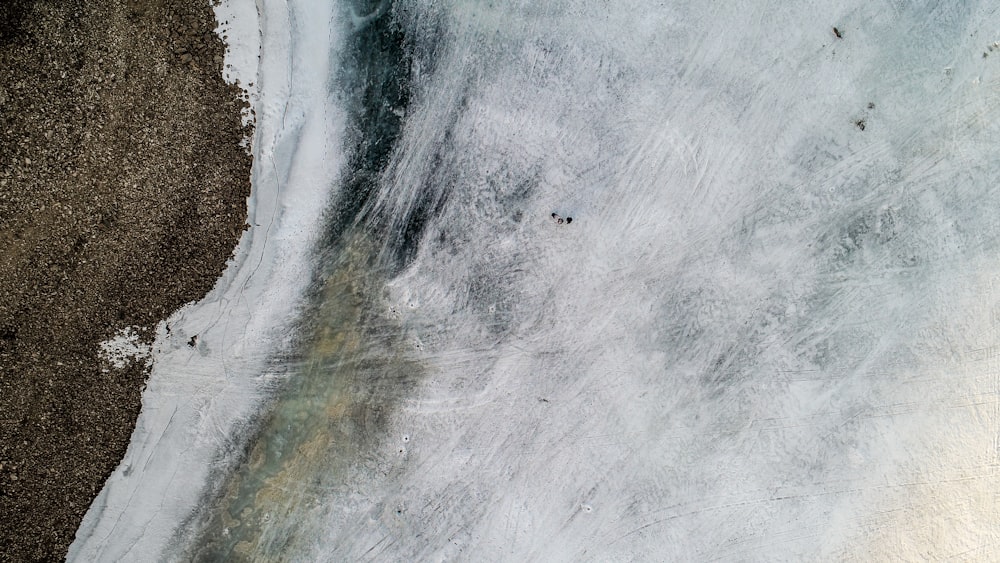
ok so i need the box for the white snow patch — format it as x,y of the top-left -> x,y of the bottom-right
98,327 -> 151,369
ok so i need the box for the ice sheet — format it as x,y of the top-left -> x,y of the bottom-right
295,1 -> 1000,560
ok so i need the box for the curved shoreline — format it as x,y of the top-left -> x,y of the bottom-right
0,0 -> 252,559
68,0 -> 347,558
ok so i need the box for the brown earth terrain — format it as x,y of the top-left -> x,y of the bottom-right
0,0 -> 252,559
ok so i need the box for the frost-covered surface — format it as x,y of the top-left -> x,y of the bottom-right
308,2 -> 1000,560
67,0 -> 343,560
76,0 -> 1000,560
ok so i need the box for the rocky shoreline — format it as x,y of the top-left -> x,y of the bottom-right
0,0 -> 252,559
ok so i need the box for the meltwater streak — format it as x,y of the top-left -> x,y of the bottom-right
180,3 -> 429,558
182,235 -> 424,561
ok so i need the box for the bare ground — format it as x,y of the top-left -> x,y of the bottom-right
0,0 -> 252,559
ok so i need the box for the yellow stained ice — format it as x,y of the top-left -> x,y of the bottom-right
186,232 -> 422,561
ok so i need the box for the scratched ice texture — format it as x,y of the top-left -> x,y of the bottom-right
72,0 -> 1000,561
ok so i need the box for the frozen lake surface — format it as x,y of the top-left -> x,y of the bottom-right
72,0 -> 1000,560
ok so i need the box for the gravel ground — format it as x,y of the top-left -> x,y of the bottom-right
0,0 -> 252,559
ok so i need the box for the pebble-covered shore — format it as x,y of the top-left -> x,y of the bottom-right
0,0 -> 252,559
